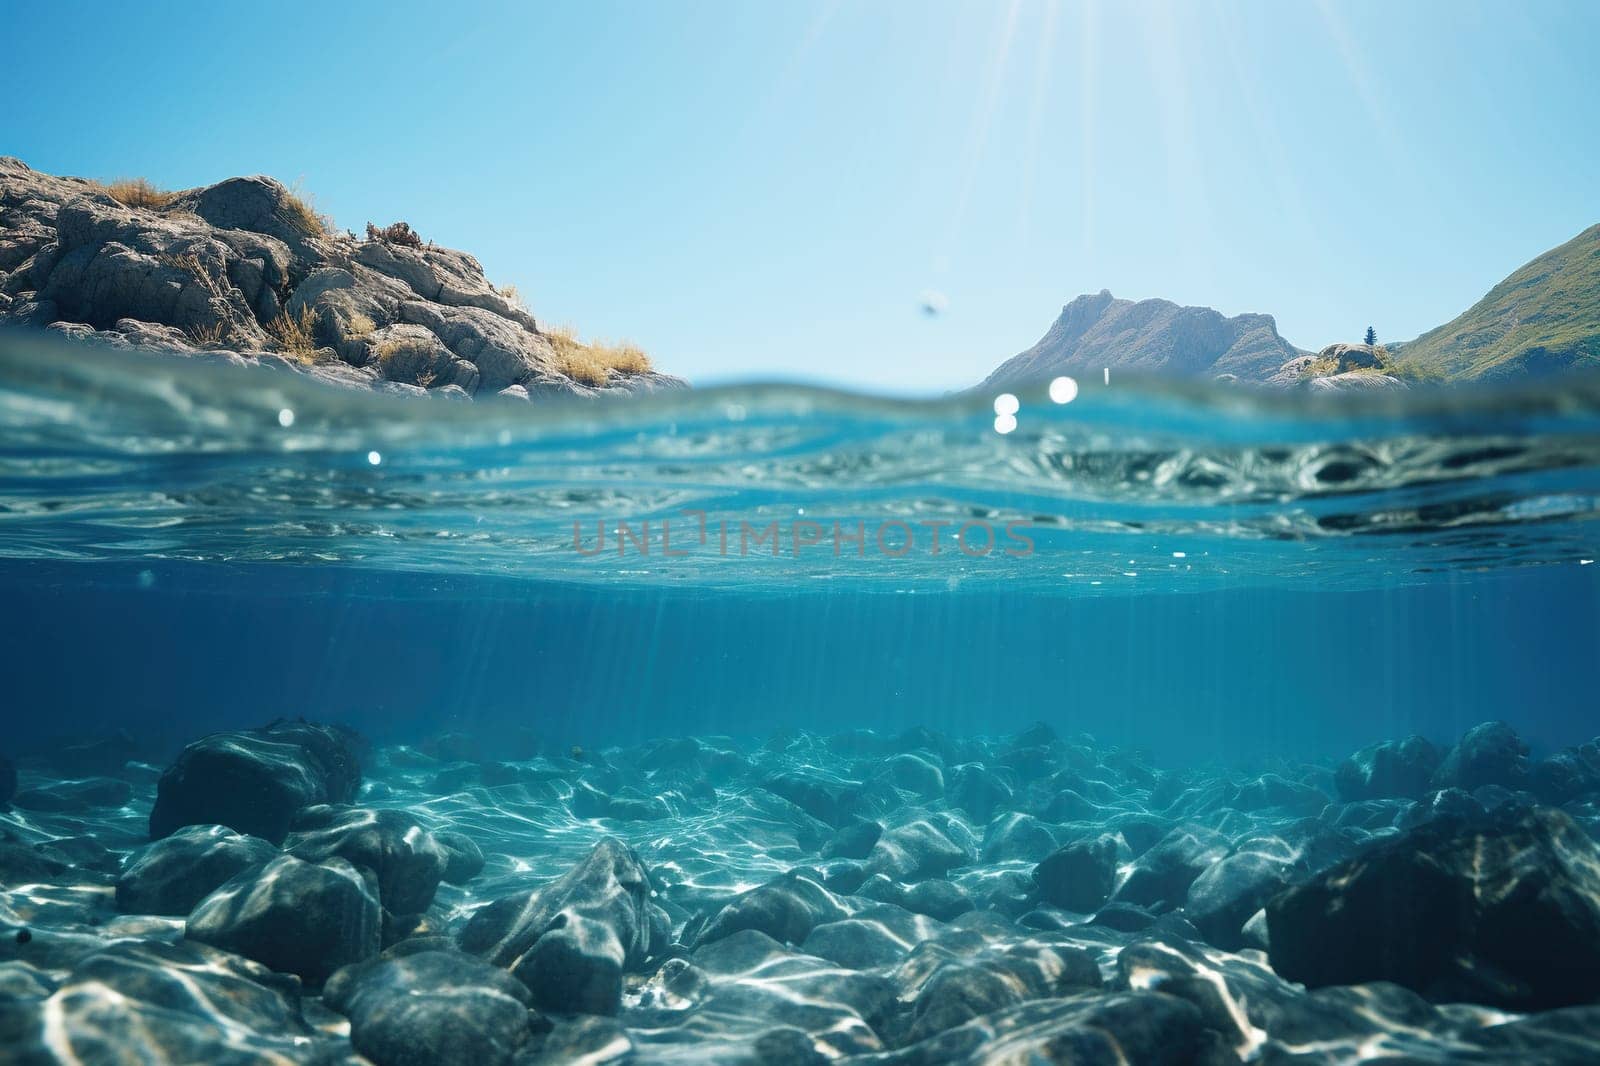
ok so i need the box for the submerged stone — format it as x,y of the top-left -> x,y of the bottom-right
186,853 -> 382,985
1268,806 -> 1600,1010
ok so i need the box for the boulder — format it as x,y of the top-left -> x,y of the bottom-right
435,830 -> 487,885
1184,850 -> 1296,950
0,939 -> 348,1063
1111,824 -> 1228,910
822,817 -> 883,860
864,818 -> 973,882
458,837 -> 662,1015
286,804 -> 451,917
186,853 -> 382,985
1267,806 -> 1600,1009
874,753 -> 945,800
1032,834 -> 1118,911
946,763 -> 1013,822
1532,741 -> 1600,804
695,871 -> 847,947
1335,735 -> 1443,801
149,720 -> 362,844
116,823 -> 277,916
1431,721 -> 1530,792
325,950 -> 532,1066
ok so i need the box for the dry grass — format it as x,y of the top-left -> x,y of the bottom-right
267,306 -> 323,362
545,324 -> 651,386
345,312 -> 376,339
185,321 -> 228,349
159,252 -> 230,303
103,177 -> 180,209
495,283 -> 528,311
284,179 -> 334,237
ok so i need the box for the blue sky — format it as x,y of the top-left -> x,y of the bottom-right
5,0 -> 1597,391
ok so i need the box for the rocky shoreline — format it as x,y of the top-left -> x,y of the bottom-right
4,718 -> 1600,1063
0,158 -> 685,402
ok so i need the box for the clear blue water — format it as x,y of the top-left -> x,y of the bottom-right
2,332 -> 1598,764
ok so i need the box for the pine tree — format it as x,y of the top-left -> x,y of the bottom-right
1364,326 -> 1377,346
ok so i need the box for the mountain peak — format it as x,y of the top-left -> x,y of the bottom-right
982,292 -> 1301,388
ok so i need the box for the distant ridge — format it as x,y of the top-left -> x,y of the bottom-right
980,290 -> 1305,388
1390,223 -> 1600,380
984,222 -> 1600,387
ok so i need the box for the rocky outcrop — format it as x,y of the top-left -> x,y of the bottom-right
0,157 -> 685,400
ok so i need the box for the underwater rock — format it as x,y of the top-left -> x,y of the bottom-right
864,817 -> 974,882
1268,806 -> 1600,1009
885,990 -> 1205,1065
682,929 -> 899,1056
0,835 -> 75,886
286,804 -> 450,917
0,938 -> 348,1063
874,752 -> 946,800
48,730 -> 138,778
803,911 -> 932,970
858,874 -> 975,922
1334,735 -> 1442,800
1531,741 -> 1600,804
326,949 -> 533,1066
696,870 -> 847,946
1230,773 -> 1328,815
458,836 -> 662,1015
1032,835 -> 1118,911
760,769 -> 871,828
1184,849 -> 1298,950
149,720 -> 362,844
34,835 -> 121,876
116,823 -> 278,916
521,1015 -> 634,1064
0,959 -> 56,999
434,829 -> 486,884
10,776 -> 132,812
185,853 -> 382,985
1114,935 -> 1298,1057
980,812 -> 1063,864
894,939 -> 1103,1045
821,816 -> 883,860
946,763 -> 1013,822
1431,720 -> 1530,792
1395,787 -> 1485,831
1111,824 -> 1229,910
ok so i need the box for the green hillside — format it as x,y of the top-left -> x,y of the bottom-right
1394,223 -> 1600,380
